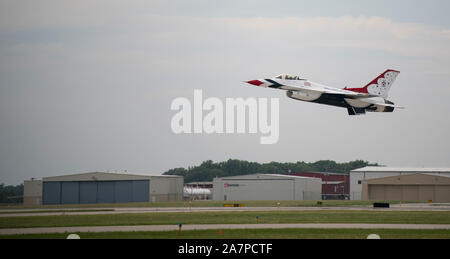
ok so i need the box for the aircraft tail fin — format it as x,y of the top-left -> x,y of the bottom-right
344,69 -> 400,98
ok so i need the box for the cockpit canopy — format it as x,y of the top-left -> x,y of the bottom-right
274,74 -> 305,80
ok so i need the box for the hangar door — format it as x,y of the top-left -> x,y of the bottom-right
368,184 -> 450,202
43,180 -> 150,205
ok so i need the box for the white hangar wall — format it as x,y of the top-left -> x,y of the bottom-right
212,174 -> 321,201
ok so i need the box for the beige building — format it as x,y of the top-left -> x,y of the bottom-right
350,167 -> 450,200
362,173 -> 450,202
23,179 -> 43,206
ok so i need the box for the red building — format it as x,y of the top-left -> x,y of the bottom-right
291,172 -> 349,200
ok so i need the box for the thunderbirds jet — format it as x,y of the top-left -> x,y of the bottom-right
246,69 -> 402,115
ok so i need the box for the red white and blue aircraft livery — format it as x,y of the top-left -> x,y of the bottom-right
246,69 -> 402,115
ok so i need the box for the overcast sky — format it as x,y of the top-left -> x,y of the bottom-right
1,0 -> 450,185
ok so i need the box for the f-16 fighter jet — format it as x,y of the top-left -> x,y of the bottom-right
246,69 -> 402,115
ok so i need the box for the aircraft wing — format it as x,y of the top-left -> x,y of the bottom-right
279,81 -> 376,99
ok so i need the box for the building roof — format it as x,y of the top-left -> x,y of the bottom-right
43,171 -> 182,182
351,166 -> 450,173
292,172 -> 348,175
214,173 -> 321,181
185,181 -> 213,185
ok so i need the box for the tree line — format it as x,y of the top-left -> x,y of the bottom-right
163,159 -> 378,183
0,183 -> 23,203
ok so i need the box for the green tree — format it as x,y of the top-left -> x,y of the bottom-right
0,183 -> 23,203
163,159 -> 377,183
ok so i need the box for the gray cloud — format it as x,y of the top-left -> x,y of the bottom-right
1,2 -> 450,185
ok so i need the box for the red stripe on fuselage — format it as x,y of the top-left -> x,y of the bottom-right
343,86 -> 369,93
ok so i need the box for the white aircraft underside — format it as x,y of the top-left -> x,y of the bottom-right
246,69 -> 402,115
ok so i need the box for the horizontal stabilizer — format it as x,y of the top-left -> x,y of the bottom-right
362,98 -> 405,109
376,102 -> 405,109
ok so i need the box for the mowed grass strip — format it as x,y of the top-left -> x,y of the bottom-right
1,228 -> 450,239
1,210 -> 450,228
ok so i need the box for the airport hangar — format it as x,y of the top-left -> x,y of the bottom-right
23,172 -> 183,206
350,167 -> 450,202
290,172 -> 349,200
212,174 -> 322,201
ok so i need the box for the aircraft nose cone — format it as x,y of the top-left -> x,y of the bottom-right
246,80 -> 264,86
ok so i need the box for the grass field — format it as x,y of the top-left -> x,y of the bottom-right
1,201 -> 447,239
0,200 -> 415,210
1,210 -> 449,229
1,228 -> 450,239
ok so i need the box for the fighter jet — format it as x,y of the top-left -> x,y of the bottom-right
246,69 -> 402,115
